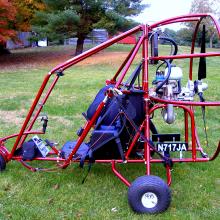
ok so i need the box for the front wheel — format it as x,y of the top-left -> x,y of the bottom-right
128,175 -> 171,214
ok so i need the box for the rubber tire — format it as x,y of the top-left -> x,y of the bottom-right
0,155 -> 6,171
128,175 -> 171,214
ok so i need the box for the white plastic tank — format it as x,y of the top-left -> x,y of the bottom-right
164,66 -> 183,80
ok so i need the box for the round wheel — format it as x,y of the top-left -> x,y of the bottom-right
0,154 -> 6,171
128,175 -> 171,214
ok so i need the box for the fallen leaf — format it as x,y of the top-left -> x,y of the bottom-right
48,198 -> 54,204
53,184 -> 60,190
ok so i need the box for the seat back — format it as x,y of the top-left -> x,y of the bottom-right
88,90 -> 145,159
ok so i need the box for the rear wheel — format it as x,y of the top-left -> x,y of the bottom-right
0,155 -> 6,171
128,175 -> 171,214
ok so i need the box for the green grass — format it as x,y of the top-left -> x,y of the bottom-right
0,45 -> 219,220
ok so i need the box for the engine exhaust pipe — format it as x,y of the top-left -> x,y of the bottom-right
162,104 -> 175,124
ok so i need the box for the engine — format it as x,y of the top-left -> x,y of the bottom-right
151,65 -> 208,102
148,30 -> 209,125
150,65 -> 208,124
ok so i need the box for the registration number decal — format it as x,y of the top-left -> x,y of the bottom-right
156,142 -> 188,152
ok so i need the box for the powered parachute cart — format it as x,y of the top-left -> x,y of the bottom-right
0,14 -> 220,214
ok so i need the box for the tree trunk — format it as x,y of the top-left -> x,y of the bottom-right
0,43 -> 10,55
75,36 -> 85,56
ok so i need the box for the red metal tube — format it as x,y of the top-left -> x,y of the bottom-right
150,14 -> 219,32
50,26 -> 143,74
125,122 -> 145,160
150,52 -> 220,61
160,18 -> 200,27
95,158 -> 211,163
111,160 -> 131,187
142,24 -> 149,93
63,96 -> 108,167
9,73 -> 50,160
12,156 -> 66,162
18,75 -> 60,148
189,20 -> 202,80
166,165 -> 172,186
150,97 -> 220,106
0,131 -> 44,142
144,117 -> 151,175
142,25 -> 151,175
184,110 -> 189,143
150,14 -> 207,29
115,34 -> 144,88
151,158 -> 209,163
11,147 -> 219,164
112,43 -> 137,82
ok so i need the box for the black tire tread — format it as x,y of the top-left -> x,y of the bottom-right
128,175 -> 171,214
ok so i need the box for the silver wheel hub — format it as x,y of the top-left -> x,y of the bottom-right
141,192 -> 158,208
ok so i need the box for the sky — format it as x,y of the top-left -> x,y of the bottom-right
133,0 -> 193,30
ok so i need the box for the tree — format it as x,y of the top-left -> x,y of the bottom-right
32,0 -> 148,55
189,0 -> 219,48
164,28 -> 177,41
176,28 -> 193,46
0,0 -> 17,54
0,0 -> 45,54
12,0 -> 46,32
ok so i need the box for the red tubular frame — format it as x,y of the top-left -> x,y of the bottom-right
0,14 -> 220,186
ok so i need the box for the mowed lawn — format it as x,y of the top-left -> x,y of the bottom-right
0,45 -> 219,220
